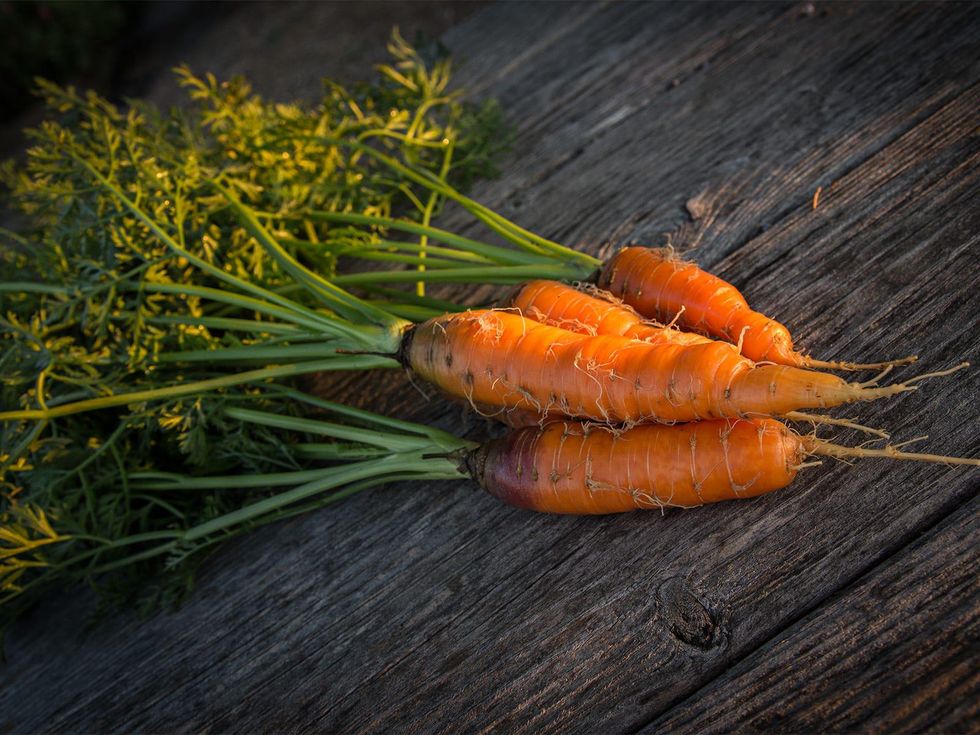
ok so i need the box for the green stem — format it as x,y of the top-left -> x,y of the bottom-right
35,530 -> 186,581
49,421 -> 129,490
180,453 -> 450,542
406,164 -> 601,266
141,314 -> 302,335
212,178 -> 404,330
363,302 -> 445,322
175,465 -> 464,555
131,466 -> 356,491
155,343 -> 352,365
87,541 -> 179,573
0,355 -> 399,422
20,453 -> 463,587
329,251 -> 465,269
0,419 -> 47,476
140,282 -> 370,343
276,211 -> 543,266
0,282 -> 74,296
242,470 -> 457,528
356,284 -> 464,313
282,236 -> 493,264
224,407 -> 447,452
302,136 -> 601,267
331,263 -> 588,286
369,240 -> 493,263
269,386 -> 472,450
292,443 -> 391,460
416,132 -> 456,296
356,129 -> 448,149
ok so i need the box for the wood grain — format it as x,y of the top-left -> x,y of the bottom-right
645,498 -> 980,734
2,2 -> 978,733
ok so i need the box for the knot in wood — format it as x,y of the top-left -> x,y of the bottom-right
657,578 -> 725,650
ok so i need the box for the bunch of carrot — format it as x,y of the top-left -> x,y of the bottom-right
141,254 -> 976,516
7,148 -> 975,520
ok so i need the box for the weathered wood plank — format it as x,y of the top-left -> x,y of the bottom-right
2,3 -> 978,733
646,498 -> 980,734
461,3 -> 972,249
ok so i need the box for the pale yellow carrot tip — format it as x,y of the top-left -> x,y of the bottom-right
782,411 -> 890,439
856,361 -> 970,400
803,354 -> 918,372
806,436 -> 980,467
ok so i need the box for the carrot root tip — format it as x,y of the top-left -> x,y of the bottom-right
807,437 -> 980,467
901,361 -> 969,386
854,361 -> 968,402
781,411 -> 890,439
803,354 -> 919,372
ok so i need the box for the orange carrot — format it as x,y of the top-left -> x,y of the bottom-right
405,309 -> 949,424
468,417 -> 980,514
509,279 -> 708,348
597,246 -> 916,370
504,280 -> 893,436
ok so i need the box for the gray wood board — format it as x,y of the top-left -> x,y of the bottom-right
645,497 -> 979,734
2,2 -> 979,733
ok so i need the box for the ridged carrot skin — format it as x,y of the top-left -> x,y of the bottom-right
493,283 -> 898,436
499,279 -> 707,426
510,279 -> 708,347
597,246 -> 800,364
406,310 -> 907,424
468,418 -> 802,513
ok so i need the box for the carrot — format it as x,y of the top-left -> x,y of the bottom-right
596,246 -> 916,370
133,397 -> 980,521
405,309 -> 955,424
505,280 -> 893,436
509,279 -> 708,348
467,417 -> 980,514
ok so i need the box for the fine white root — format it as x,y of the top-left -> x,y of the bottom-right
807,437 -> 980,467
782,410 -> 890,439
803,353 -> 919,372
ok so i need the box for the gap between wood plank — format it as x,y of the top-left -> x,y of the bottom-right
456,2 -> 612,99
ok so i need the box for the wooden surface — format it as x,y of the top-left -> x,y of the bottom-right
4,2 -> 980,733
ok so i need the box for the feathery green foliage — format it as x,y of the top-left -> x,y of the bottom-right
0,30 -> 506,636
